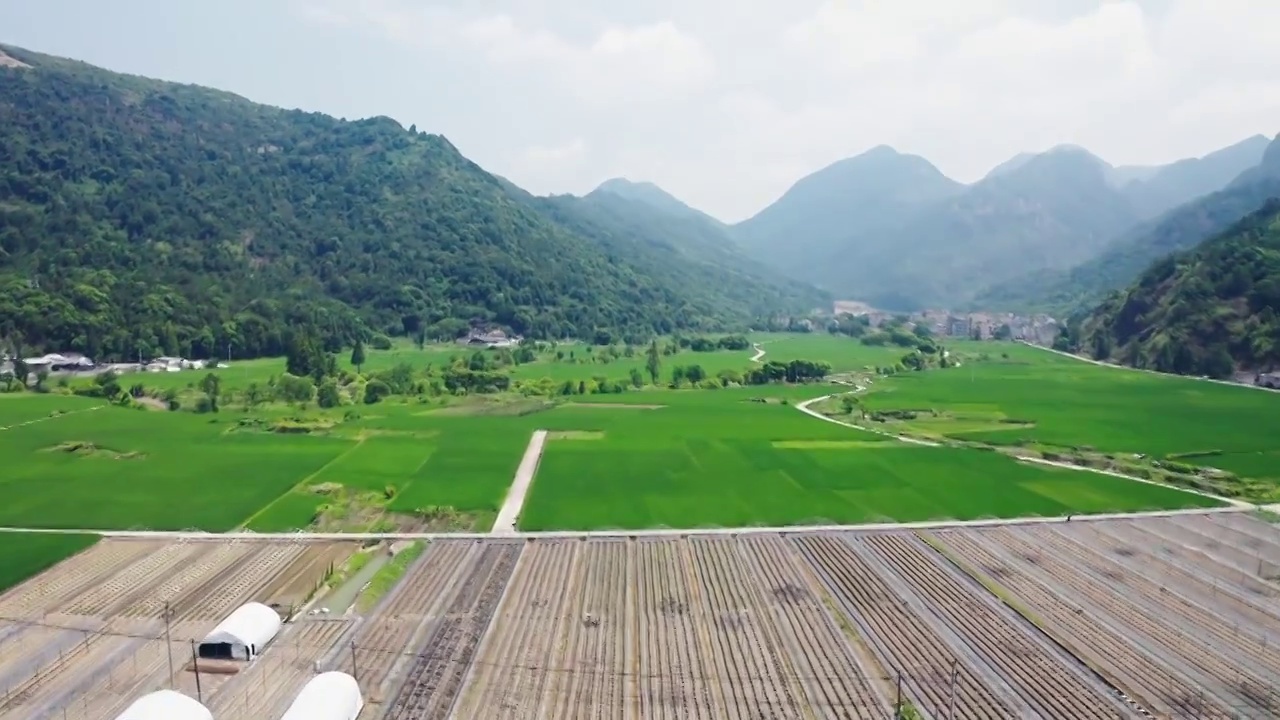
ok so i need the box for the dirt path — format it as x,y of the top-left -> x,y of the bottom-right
750,343 -> 765,363
491,430 -> 548,535
0,404 -> 103,432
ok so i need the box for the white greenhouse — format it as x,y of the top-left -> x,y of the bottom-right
113,690 -> 212,720
280,671 -> 364,720
197,601 -> 282,661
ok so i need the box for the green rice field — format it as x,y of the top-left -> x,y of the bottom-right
515,390 -> 1220,530
862,342 -> 1280,458
0,532 -> 99,592
2,334 -> 1270,534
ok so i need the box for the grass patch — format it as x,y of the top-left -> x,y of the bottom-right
356,541 -> 426,612
771,440 -> 889,450
547,430 -> 606,440
0,533 -> 100,592
562,403 -> 665,410
41,441 -> 146,460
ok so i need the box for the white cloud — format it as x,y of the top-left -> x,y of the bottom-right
290,0 -> 1280,222
314,1 -> 715,106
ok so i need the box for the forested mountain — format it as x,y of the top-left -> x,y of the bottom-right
731,146 -> 964,281
819,147 -> 1139,309
590,178 -> 724,227
975,134 -> 1280,316
503,185 -> 828,323
1079,199 -> 1280,377
0,45 -> 820,360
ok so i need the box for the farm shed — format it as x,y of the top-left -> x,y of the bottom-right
197,601 -> 281,660
113,690 -> 212,720
280,671 -> 364,720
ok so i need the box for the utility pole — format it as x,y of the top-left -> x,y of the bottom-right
894,672 -> 903,719
190,640 -> 203,703
164,602 -> 174,688
350,641 -> 358,682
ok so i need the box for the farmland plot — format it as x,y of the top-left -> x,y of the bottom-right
0,538 -> 349,720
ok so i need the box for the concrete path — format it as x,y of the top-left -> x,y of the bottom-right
0,506 -> 1248,541
491,430 -> 548,534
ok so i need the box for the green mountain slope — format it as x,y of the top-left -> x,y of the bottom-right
500,185 -> 829,327
0,45 -> 814,359
974,134 -> 1280,315
1080,199 -> 1280,377
731,146 -> 964,281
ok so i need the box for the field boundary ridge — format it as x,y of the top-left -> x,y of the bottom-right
0,506 -> 1247,541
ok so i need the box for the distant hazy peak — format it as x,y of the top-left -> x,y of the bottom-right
590,177 -> 723,225
984,144 -> 1112,182
1260,133 -> 1280,169
594,177 -> 655,193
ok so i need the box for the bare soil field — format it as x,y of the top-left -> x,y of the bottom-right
0,538 -> 351,720
11,512 -> 1280,720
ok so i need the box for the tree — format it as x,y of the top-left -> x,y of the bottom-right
646,340 -> 662,384
629,368 -> 645,388
9,358 -> 29,390
350,340 -> 366,374
199,372 -> 221,412
363,379 -> 391,404
243,382 -> 265,409
94,371 -> 122,399
317,379 -> 342,408
841,395 -> 864,418
275,374 -> 316,403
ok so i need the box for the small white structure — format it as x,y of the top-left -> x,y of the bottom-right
197,601 -> 281,661
280,672 -> 364,720
114,690 -> 212,720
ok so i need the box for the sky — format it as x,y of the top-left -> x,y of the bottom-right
3,0 -> 1279,222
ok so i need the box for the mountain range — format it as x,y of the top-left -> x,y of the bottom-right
3,42 -> 1277,379
0,45 -> 822,360
723,136 -> 1274,311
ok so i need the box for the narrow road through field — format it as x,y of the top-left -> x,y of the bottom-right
749,343 -> 765,362
0,404 -> 103,432
794,376 -> 1248,510
491,430 -> 548,534
795,391 -> 940,447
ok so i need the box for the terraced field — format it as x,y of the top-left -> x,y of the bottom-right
9,512 -> 1280,719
